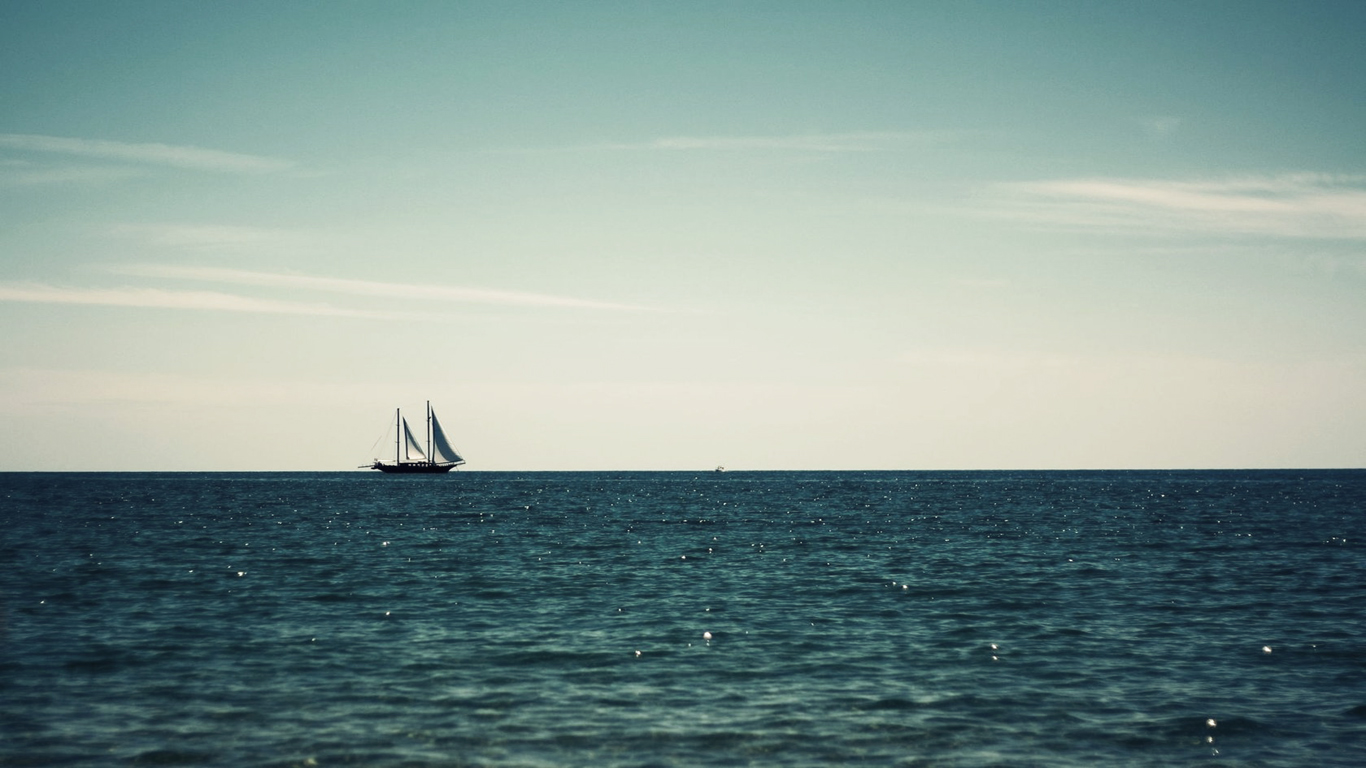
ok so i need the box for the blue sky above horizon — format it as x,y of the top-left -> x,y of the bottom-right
2,1 -> 1364,470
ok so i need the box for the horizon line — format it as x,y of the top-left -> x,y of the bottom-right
3,467 -> 1361,473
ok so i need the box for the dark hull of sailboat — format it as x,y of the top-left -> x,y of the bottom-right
371,462 -> 458,474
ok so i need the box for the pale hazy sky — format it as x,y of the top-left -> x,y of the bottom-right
2,1 -> 1364,470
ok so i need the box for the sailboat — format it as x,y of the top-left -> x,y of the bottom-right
365,401 -> 465,473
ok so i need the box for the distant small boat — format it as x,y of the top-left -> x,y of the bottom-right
715,465 -> 726,473
364,401 -> 465,473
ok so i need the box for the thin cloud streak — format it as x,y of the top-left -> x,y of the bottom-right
493,131 -> 954,155
111,223 -> 308,250
642,131 -> 951,152
1141,116 -> 1182,138
0,160 -> 146,185
0,282 -> 389,318
0,133 -> 293,174
999,173 -> 1366,239
116,264 -> 655,311
0,367 -> 382,409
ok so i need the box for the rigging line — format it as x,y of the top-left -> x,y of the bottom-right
365,412 -> 393,460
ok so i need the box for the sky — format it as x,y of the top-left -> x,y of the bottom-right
1,1 -> 1364,471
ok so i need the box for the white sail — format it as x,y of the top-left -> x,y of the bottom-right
429,410 -> 465,465
402,417 -> 427,461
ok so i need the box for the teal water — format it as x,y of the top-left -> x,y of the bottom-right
2,470 -> 1364,766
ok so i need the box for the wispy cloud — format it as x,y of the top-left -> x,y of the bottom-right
1,264 -> 653,318
996,173 -> 1366,239
0,367 -> 381,409
638,131 -> 949,153
115,264 -> 654,311
110,223 -> 308,250
0,282 -> 389,318
0,158 -> 147,185
0,133 -> 293,174
492,131 -> 953,155
1141,116 -> 1182,138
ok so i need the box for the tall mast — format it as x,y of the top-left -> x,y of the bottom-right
426,400 -> 433,464
395,408 -> 401,465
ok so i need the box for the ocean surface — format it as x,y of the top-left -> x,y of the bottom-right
2,470 -> 1364,767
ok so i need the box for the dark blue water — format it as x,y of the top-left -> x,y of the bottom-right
2,471 -> 1364,767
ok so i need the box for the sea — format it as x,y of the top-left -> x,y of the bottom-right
1,470 -> 1364,767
